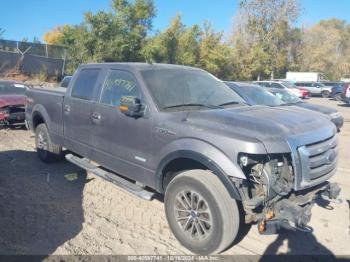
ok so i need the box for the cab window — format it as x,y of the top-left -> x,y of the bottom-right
100,70 -> 141,106
71,69 -> 100,100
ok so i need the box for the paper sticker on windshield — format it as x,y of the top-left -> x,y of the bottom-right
104,78 -> 136,92
14,84 -> 26,88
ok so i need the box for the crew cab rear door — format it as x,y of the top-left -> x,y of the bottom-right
63,68 -> 103,157
90,69 -> 154,186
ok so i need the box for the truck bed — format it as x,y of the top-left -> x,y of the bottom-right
26,87 -> 66,143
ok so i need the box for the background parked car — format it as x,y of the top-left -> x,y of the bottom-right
269,88 -> 343,130
254,80 -> 308,98
345,84 -> 350,104
294,81 -> 332,97
321,81 -> 342,88
0,80 -> 29,127
225,81 -> 343,131
331,82 -> 348,101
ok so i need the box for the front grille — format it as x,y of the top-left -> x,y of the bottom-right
297,135 -> 338,186
307,136 -> 338,180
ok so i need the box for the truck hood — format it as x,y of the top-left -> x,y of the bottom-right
0,95 -> 26,108
186,105 -> 335,152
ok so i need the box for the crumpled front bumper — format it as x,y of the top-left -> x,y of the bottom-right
258,182 -> 341,234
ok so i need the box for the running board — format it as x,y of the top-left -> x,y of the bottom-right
65,154 -> 155,201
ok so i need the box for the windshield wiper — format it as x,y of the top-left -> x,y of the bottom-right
163,103 -> 223,109
218,101 -> 248,106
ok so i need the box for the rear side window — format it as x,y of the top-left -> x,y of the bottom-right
258,82 -> 270,87
60,76 -> 72,88
100,70 -> 141,106
71,69 -> 100,100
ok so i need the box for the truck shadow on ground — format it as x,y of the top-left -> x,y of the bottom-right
260,230 -> 335,257
0,150 -> 86,255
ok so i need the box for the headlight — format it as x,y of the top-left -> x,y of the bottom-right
239,155 -> 249,166
329,112 -> 341,119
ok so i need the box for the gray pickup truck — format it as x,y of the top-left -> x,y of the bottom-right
26,63 -> 340,254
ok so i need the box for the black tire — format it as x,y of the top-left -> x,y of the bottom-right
334,93 -> 343,102
321,90 -> 330,98
35,123 -> 63,163
165,170 -> 240,254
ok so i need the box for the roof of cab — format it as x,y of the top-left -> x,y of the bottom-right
78,62 -> 201,71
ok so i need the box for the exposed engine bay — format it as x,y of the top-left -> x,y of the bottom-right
237,153 -> 341,234
0,105 -> 26,127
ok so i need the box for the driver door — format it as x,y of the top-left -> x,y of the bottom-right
90,69 -> 153,184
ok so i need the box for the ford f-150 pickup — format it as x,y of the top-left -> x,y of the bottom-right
26,63 -> 340,254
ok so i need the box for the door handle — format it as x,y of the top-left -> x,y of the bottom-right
92,112 -> 102,121
64,105 -> 71,113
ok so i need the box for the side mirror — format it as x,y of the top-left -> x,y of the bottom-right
119,96 -> 144,118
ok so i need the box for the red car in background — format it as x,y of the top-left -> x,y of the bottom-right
254,80 -> 309,99
299,88 -> 309,98
0,81 -> 29,127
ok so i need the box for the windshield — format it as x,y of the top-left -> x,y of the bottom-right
0,83 -> 26,95
235,85 -> 284,106
271,89 -> 302,104
141,69 -> 245,111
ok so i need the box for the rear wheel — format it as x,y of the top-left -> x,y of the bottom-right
321,90 -> 330,98
35,123 -> 63,163
164,170 -> 240,254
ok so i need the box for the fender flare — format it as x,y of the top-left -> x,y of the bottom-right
31,104 -> 52,130
155,150 -> 243,200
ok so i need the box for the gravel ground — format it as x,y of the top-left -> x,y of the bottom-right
0,97 -> 349,256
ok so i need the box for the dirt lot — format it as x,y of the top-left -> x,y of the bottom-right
0,98 -> 349,256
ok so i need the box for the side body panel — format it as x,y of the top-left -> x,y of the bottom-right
25,88 -> 65,145
62,68 -> 105,158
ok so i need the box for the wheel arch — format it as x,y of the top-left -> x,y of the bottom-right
156,150 -> 242,200
32,111 -> 46,130
31,104 -> 51,131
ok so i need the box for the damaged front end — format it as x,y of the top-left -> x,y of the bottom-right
0,107 -> 10,126
0,105 -> 25,127
236,153 -> 341,234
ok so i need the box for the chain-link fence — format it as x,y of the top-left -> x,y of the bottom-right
0,39 -> 66,78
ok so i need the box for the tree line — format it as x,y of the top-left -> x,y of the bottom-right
41,0 -> 350,81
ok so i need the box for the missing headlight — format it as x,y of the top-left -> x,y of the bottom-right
238,153 -> 294,202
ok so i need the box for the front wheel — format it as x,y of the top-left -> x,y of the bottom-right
35,123 -> 63,163
165,170 -> 240,254
321,90 -> 330,98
